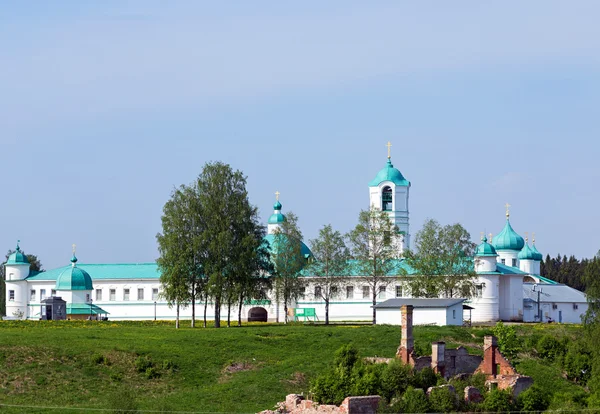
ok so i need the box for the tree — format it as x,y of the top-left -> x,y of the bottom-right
308,224 -> 350,325
271,212 -> 306,323
403,219 -> 477,298
0,247 -> 43,317
584,257 -> 600,326
347,206 -> 402,325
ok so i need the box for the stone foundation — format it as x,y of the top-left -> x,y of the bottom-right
260,394 -> 381,414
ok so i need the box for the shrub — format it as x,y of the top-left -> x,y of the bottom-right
564,346 -> 591,384
483,388 -> 513,413
537,334 -> 565,362
411,367 -> 438,390
380,359 -> 412,402
351,362 -> 385,397
517,386 -> 550,412
492,322 -> 519,361
333,344 -> 359,372
428,386 -> 457,413
400,387 -> 430,414
311,368 -> 348,405
134,356 -> 153,373
145,367 -> 161,379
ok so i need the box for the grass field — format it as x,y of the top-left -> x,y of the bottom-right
0,320 -> 588,413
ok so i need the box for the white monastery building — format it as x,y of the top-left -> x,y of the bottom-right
3,145 -> 588,324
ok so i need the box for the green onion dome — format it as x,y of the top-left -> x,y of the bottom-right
493,220 -> 525,251
369,158 -> 410,187
268,201 -> 286,224
531,244 -> 543,261
6,242 -> 29,265
518,243 -> 536,260
273,200 -> 282,210
475,236 -> 498,257
263,234 -> 313,259
56,254 -> 93,291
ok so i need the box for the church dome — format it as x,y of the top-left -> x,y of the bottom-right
263,234 -> 313,259
369,159 -> 410,187
6,242 -> 29,265
475,236 -> 498,257
268,200 -> 286,224
518,243 -> 536,261
531,244 -> 543,261
493,220 -> 525,251
56,255 -> 93,291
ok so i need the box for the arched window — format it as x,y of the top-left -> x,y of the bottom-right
382,186 -> 392,211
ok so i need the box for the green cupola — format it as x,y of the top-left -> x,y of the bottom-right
56,251 -> 93,291
6,241 -> 29,265
475,236 -> 498,257
268,192 -> 286,225
518,242 -> 536,261
369,158 -> 410,187
531,237 -> 543,261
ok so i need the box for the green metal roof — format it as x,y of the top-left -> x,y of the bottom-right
518,243 -> 536,261
6,243 -> 29,265
475,236 -> 498,257
264,234 -> 313,259
66,303 -> 109,315
26,263 -> 160,282
56,265 -> 93,291
493,219 -> 525,251
268,213 -> 286,224
531,244 -> 543,261
369,159 -> 410,187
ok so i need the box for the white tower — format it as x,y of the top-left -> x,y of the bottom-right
267,191 -> 285,235
4,241 -> 31,319
471,235 -> 500,322
368,142 -> 411,252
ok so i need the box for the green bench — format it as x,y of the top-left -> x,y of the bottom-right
294,307 -> 318,322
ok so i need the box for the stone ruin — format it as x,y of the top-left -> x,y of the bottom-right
259,394 -> 381,414
396,304 -> 533,396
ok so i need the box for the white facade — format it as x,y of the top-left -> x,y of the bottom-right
376,305 -> 463,326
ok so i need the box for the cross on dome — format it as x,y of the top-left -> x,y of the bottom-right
275,190 -> 280,201
505,203 -> 511,218
386,141 -> 392,159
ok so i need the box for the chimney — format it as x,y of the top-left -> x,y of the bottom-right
482,336 -> 498,376
396,305 -> 414,365
431,341 -> 446,377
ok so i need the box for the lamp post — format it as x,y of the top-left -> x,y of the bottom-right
154,301 -> 157,321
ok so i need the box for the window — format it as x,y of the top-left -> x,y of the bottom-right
152,288 -> 159,301
95,289 -> 102,301
51,289 -> 56,297
123,289 -> 130,301
109,289 -> 116,301
40,289 -> 46,300
346,286 -> 354,299
573,303 -> 579,310
512,258 -> 517,267
314,286 -> 322,298
331,286 -> 338,298
378,285 -> 386,299
450,356 -> 456,368
395,285 -> 403,298
453,309 -> 456,319
552,303 -> 558,310
299,286 -> 306,299
501,258 -> 506,265
8,290 -> 14,301
137,288 -> 144,301
362,286 -> 370,299
475,284 -> 484,298
382,186 -> 392,211
30,290 -> 36,301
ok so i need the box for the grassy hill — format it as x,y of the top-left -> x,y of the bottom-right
0,320 -> 588,413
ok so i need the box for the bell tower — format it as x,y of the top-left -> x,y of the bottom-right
368,142 -> 411,252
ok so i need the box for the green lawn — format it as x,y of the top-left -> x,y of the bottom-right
0,320 -> 588,413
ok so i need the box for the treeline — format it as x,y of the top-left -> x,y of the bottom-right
540,252 -> 600,292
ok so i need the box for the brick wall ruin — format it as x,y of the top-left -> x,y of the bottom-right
259,394 -> 381,414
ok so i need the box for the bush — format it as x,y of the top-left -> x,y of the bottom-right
134,356 -> 153,373
564,346 -> 591,384
351,362 -> 385,397
411,367 -> 439,390
517,386 -> 550,412
400,387 -> 430,414
492,322 -> 519,361
483,388 -> 513,413
311,369 -> 348,405
537,334 -> 565,362
380,359 -> 412,402
428,386 -> 457,413
333,344 -> 359,372
145,367 -> 161,379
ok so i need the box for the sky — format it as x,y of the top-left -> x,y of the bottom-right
1,1 -> 599,269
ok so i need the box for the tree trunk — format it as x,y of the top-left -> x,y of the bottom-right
372,289 -> 377,325
191,284 -> 196,328
203,297 -> 208,328
237,292 -> 244,327
227,300 -> 232,328
214,296 -> 221,328
176,303 -> 180,329
325,298 -> 329,325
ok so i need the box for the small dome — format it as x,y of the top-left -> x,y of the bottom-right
273,200 -> 282,210
475,236 -> 498,257
518,243 -> 536,261
493,220 -> 525,251
56,256 -> 93,291
6,242 -> 29,265
369,159 -> 410,187
531,244 -> 543,261
263,234 -> 313,259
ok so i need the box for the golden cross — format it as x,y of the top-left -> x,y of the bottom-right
532,232 -> 536,244
275,191 -> 280,201
72,244 -> 76,254
489,233 -> 493,243
524,232 -> 529,243
505,203 -> 511,218
386,141 -> 392,159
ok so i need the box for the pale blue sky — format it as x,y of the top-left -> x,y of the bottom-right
1,2 -> 599,269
